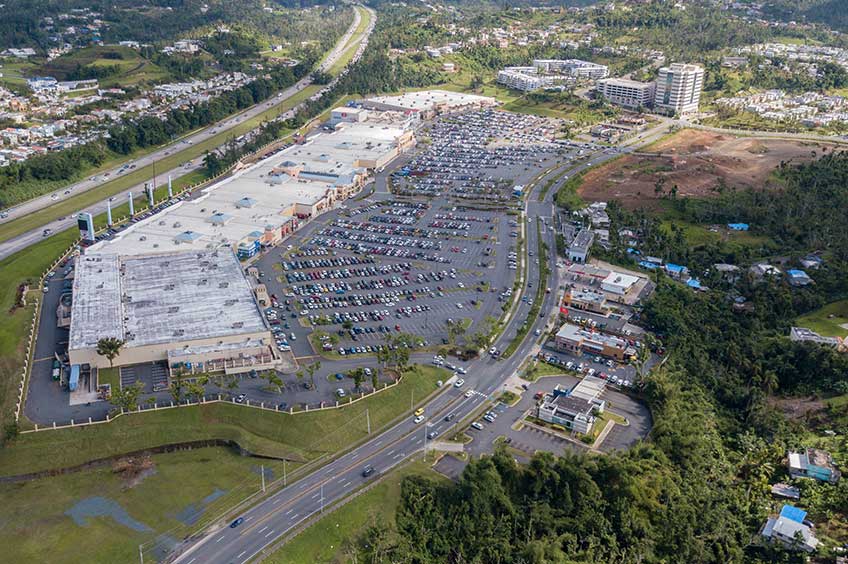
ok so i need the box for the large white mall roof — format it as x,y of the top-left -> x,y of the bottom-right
89,119 -> 409,257
69,249 -> 267,352
367,89 -> 497,112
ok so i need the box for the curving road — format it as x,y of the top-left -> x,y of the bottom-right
0,5 -> 375,261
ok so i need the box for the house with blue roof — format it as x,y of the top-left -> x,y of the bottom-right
787,269 -> 813,287
664,263 -> 690,280
760,504 -> 818,553
727,223 -> 749,231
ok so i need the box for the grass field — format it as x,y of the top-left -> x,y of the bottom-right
0,447 -> 279,564
0,365 -> 447,477
265,459 -> 446,564
40,46 -> 170,87
98,367 -> 121,391
796,300 -> 848,337
326,6 -> 371,77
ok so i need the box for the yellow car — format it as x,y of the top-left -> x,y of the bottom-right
414,407 -> 425,417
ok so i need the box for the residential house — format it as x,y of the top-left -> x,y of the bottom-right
788,448 -> 841,483
760,505 -> 818,553
787,269 -> 813,287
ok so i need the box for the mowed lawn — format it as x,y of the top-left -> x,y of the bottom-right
0,366 -> 448,477
0,447 -> 273,564
796,300 -> 848,337
265,459 -> 447,564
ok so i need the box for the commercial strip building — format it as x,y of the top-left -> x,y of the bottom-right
69,250 -> 273,370
561,288 -> 610,316
364,90 -> 497,119
536,377 -> 607,434
596,78 -> 656,110
89,115 -> 414,259
654,63 -> 704,115
554,322 -> 635,361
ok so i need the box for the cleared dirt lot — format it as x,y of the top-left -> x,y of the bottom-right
579,129 -> 835,209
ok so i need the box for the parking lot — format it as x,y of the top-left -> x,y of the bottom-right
463,375 -> 651,457
253,197 -> 518,360
390,109 -> 573,201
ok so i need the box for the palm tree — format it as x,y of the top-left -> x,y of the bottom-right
96,337 -> 125,368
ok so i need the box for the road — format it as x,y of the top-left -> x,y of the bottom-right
0,5 -> 374,261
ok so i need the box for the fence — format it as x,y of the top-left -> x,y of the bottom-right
20,377 -> 402,434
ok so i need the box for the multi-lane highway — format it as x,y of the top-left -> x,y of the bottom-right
0,5 -> 375,261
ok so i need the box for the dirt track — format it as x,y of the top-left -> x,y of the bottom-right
579,129 -> 838,210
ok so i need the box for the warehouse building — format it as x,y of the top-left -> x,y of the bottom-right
69,250 -> 273,370
596,77 -> 656,109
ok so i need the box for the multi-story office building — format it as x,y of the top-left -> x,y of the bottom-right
654,63 -> 704,115
596,78 -> 656,109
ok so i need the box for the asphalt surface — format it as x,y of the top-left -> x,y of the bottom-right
0,6 -> 373,262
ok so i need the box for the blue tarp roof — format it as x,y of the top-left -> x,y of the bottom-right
626,248 -> 640,255
666,263 -> 687,273
686,278 -> 702,288
727,223 -> 749,231
788,269 -> 810,278
779,505 -> 807,523
638,260 -> 659,270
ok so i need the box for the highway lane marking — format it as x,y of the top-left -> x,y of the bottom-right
342,481 -> 352,488
273,498 -> 282,505
291,513 -> 299,520
215,536 -> 225,543
265,529 -> 276,538
187,559 -> 196,564
228,390 -> 469,540
285,509 -> 294,516
311,493 -> 321,500
237,551 -> 247,558
258,526 -> 268,534
415,439 -> 422,445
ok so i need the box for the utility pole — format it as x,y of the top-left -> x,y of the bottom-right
138,544 -> 144,564
261,464 -> 266,493
410,390 -> 414,411
320,483 -> 324,513
283,459 -> 287,487
366,408 -> 371,434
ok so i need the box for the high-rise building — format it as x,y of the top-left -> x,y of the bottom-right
596,78 -> 656,109
654,63 -> 704,115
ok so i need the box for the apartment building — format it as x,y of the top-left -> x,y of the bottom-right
597,77 -> 656,109
654,63 -> 704,115
533,59 -> 609,79
497,67 -> 550,92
